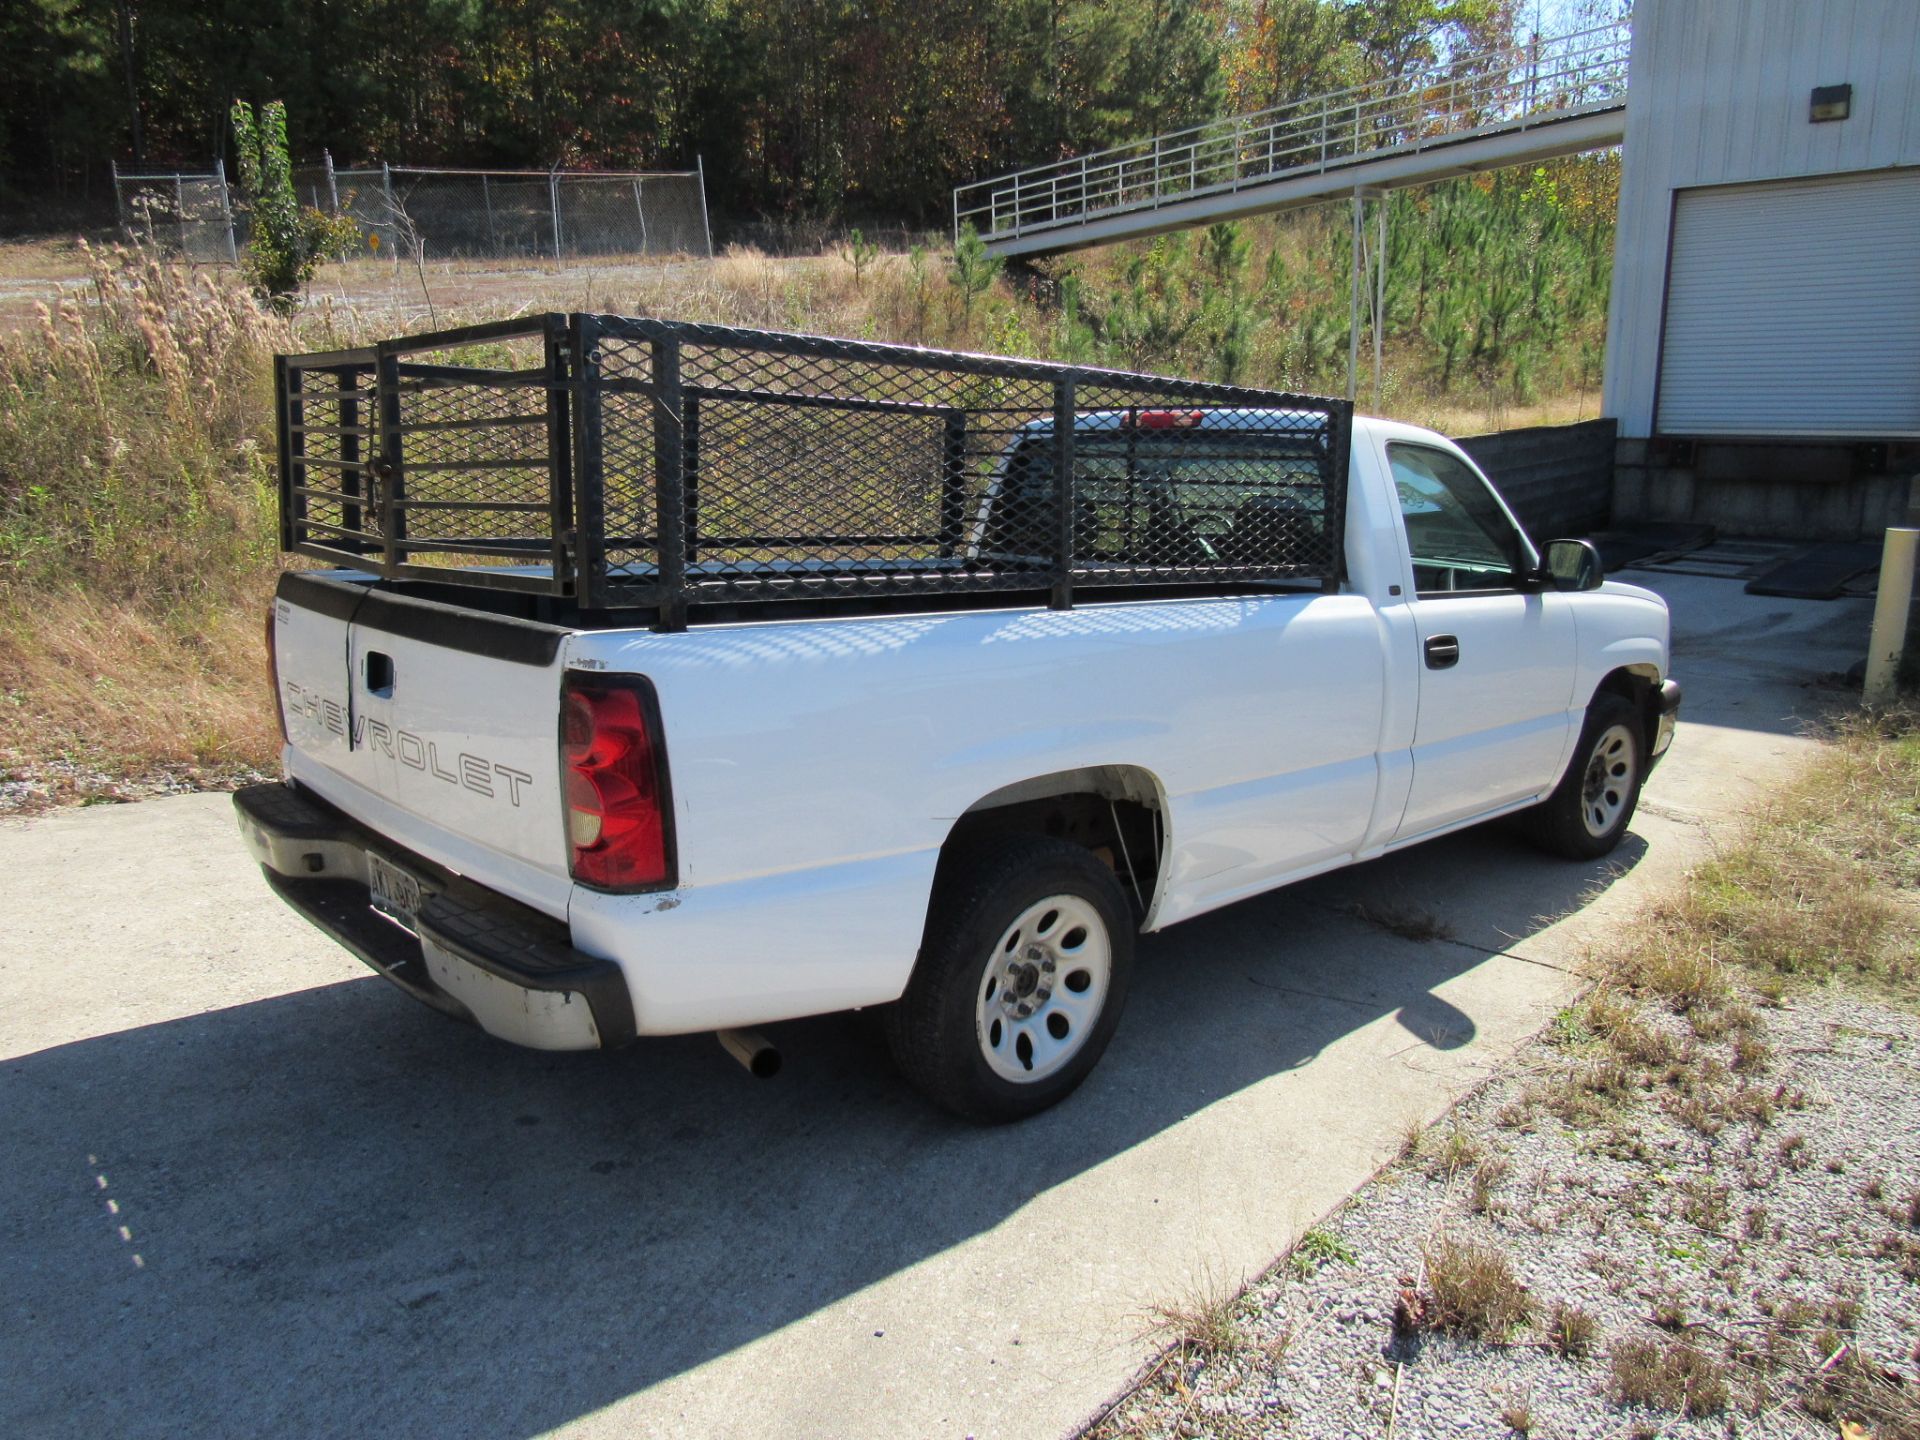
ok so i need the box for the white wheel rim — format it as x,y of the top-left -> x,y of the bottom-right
1580,723 -> 1638,838
975,894 -> 1112,1083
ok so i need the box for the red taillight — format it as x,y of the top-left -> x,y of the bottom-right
561,677 -> 674,891
1130,408 -> 1204,429
265,604 -> 288,743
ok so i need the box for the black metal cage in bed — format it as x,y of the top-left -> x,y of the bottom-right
276,313 -> 1352,630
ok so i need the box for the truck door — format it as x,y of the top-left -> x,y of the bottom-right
1383,441 -> 1577,841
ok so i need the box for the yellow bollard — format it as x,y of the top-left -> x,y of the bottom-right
1863,527 -> 1919,706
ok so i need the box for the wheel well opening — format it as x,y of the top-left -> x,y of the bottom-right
1596,665 -> 1662,753
942,769 -> 1165,923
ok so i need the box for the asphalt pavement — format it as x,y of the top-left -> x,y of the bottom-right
0,573 -> 1869,1440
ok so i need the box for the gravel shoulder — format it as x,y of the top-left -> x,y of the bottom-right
1087,980 -> 1920,1440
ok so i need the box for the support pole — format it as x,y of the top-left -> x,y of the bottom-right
1374,194 -> 1387,413
1348,189 -> 1363,404
1863,527 -> 1918,705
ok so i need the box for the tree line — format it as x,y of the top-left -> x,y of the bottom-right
7,0 -> 1534,223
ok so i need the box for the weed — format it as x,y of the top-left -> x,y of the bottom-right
1397,1117 -> 1427,1162
1145,1277 -> 1250,1360
1677,1177 -> 1730,1235
1498,1394 -> 1532,1434
1778,1133 -> 1810,1171
1417,1235 -> 1533,1341
1730,1031 -> 1771,1072
1608,1335 -> 1729,1417
1287,1226 -> 1355,1279
1545,1301 -> 1597,1359
1426,1123 -> 1484,1181
1650,1296 -> 1688,1331
1470,1157 -> 1510,1214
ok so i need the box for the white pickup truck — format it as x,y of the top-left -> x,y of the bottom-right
237,315 -> 1678,1121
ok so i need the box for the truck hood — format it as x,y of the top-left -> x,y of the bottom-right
1599,578 -> 1666,608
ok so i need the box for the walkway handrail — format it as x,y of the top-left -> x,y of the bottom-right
953,18 -> 1631,247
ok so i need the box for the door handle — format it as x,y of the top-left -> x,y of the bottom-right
1424,634 -> 1460,670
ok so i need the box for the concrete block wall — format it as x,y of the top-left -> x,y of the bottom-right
1613,439 -> 1920,540
1456,418 -> 1618,543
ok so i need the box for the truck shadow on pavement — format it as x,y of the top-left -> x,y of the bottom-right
2,825 -> 1642,1439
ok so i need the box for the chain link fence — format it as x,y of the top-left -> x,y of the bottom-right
116,157 -> 711,265
109,164 -> 240,263
313,158 -> 712,262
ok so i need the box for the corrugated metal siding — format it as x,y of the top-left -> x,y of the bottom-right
1602,0 -> 1920,437
1456,419 -> 1618,542
1655,169 -> 1920,437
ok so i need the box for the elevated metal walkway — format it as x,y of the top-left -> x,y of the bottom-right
954,20 -> 1630,259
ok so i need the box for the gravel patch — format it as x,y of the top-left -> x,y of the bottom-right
0,757 -> 268,816
1087,987 -> 1920,1440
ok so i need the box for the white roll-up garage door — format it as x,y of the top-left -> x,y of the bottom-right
1656,168 -> 1920,437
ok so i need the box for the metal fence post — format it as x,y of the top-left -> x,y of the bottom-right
632,177 -> 649,255
549,166 -> 564,260
174,172 -> 188,257
324,150 -> 339,212
381,162 -> 395,252
696,154 -> 714,257
216,167 -> 239,263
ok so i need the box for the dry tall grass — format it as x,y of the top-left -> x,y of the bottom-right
0,244 -> 294,804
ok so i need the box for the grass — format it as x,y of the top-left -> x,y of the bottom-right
1608,1336 -> 1730,1418
1143,1273 -> 1255,1360
1286,1226 -> 1356,1279
1545,1302 -> 1597,1359
1414,1234 -> 1533,1341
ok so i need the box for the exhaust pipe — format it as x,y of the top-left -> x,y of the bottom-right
717,1028 -> 781,1079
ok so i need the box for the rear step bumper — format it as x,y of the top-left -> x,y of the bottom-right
233,782 -> 635,1051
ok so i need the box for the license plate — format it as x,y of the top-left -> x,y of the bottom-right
367,852 -> 428,929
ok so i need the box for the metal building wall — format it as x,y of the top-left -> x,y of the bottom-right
1601,0 -> 1920,438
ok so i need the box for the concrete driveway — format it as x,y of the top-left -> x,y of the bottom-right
0,574 -> 1867,1440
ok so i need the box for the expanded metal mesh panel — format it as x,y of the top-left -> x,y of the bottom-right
276,314 -> 1350,621
279,323 -> 566,590
392,367 -> 553,558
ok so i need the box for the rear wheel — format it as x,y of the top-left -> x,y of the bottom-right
885,836 -> 1134,1123
1523,692 -> 1645,859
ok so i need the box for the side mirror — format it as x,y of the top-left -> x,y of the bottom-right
1545,538 -> 1605,592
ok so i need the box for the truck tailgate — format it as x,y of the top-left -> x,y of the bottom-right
274,573 -> 575,915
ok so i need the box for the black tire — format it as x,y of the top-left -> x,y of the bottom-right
1523,692 -> 1646,860
885,835 -> 1134,1123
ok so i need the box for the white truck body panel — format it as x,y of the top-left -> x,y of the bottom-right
266,416 -> 1673,1038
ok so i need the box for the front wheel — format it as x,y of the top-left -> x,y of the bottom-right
885,836 -> 1134,1123
1523,692 -> 1646,860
